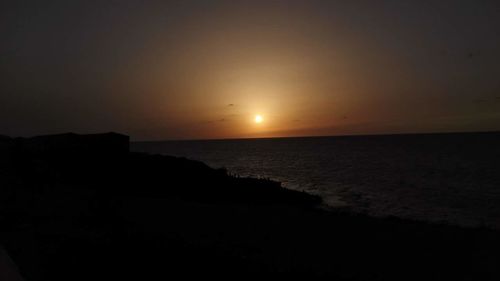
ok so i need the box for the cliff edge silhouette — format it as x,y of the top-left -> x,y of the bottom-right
0,133 -> 499,280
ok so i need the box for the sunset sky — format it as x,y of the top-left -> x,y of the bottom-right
1,0 -> 500,140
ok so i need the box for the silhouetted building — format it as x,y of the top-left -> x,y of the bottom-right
0,136 -> 13,164
14,132 -> 129,158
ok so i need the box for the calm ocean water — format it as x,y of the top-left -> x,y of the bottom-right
132,132 -> 500,228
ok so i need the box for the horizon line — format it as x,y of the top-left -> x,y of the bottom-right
133,129 -> 500,143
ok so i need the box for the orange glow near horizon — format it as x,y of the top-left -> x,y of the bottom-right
4,1 -> 498,141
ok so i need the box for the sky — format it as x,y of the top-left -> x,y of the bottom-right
1,0 -> 500,140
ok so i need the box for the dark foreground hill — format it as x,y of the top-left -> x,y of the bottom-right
0,133 -> 499,280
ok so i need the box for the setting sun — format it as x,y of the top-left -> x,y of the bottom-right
254,115 -> 263,123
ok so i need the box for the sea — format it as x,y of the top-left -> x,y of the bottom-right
132,132 -> 500,229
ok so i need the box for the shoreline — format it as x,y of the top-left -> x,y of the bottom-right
132,131 -> 500,231
1,133 -> 500,279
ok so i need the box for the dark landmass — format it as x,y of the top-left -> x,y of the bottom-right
0,133 -> 499,280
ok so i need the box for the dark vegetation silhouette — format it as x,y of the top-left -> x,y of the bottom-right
0,133 -> 500,280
